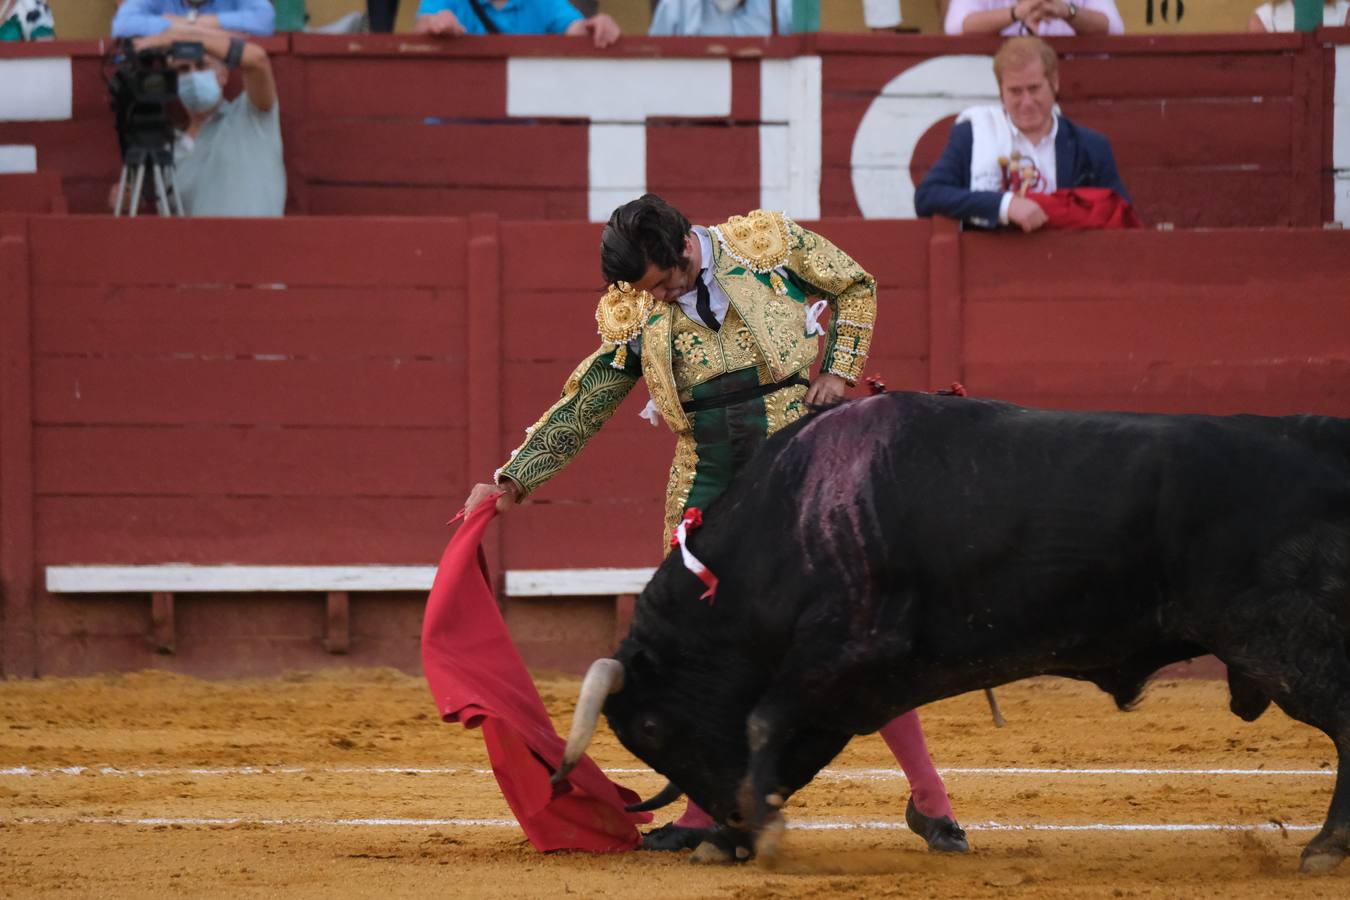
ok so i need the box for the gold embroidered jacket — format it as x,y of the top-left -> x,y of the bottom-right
496,210 -> 877,494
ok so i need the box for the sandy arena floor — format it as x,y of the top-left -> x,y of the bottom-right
1,669 -> 1346,898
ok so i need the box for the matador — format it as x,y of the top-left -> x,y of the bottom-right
462,194 -> 968,854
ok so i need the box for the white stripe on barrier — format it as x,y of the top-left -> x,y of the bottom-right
1334,46 -> 1350,224
1,764 -> 1335,778
0,144 -> 37,173
0,815 -> 1321,833
0,58 -> 72,121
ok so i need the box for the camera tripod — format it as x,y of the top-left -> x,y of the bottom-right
114,145 -> 184,217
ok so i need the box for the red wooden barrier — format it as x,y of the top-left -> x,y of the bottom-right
3,32 -> 1348,227
1,215 -> 1349,677
0,172 -> 67,214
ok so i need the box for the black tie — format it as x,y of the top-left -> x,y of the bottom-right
695,274 -> 720,331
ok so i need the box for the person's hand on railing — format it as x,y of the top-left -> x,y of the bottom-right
565,13 -> 621,49
1008,196 -> 1049,233
415,10 -> 467,37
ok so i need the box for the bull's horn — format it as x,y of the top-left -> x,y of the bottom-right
624,781 -> 683,813
551,658 -> 625,785
984,688 -> 1006,727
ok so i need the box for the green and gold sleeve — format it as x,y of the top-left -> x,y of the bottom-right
495,344 -> 642,495
783,220 -> 877,384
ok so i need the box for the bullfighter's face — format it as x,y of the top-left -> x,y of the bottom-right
999,58 -> 1058,141
630,234 -> 700,303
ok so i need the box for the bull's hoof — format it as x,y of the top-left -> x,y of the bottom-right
690,840 -> 733,864
906,796 -> 970,853
754,814 -> 786,865
1299,846 -> 1346,875
641,823 -> 712,852
690,827 -> 755,864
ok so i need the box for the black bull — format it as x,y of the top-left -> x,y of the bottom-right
555,392 -> 1350,872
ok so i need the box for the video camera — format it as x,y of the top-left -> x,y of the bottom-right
106,39 -> 205,165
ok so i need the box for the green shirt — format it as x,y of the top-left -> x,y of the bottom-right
1,0 -> 55,40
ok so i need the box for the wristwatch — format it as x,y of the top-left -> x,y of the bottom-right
1067,2 -> 1080,18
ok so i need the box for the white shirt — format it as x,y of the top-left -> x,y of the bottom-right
674,227 -> 731,327
997,112 -> 1059,225
1254,0 -> 1348,30
173,96 -> 285,217
648,0 -> 793,35
943,0 -> 1125,35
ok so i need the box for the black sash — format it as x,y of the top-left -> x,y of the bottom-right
680,374 -> 809,414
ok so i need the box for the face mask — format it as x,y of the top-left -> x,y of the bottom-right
178,69 -> 222,115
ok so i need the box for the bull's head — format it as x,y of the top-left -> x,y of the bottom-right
553,646 -> 761,828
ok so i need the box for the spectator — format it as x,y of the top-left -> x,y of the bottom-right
122,24 -> 285,216
112,0 -> 276,38
862,0 -> 902,30
0,0 -> 54,40
915,36 -> 1129,231
648,0 -> 793,35
368,1 -> 401,32
945,0 -> 1123,35
414,0 -> 621,47
1249,0 -> 1348,30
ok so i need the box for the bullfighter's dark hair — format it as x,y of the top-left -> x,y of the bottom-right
600,194 -> 691,285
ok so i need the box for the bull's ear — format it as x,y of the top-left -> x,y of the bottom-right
629,648 -> 662,682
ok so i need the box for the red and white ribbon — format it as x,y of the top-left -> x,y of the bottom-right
804,299 -> 829,337
669,508 -> 718,602
638,397 -> 661,427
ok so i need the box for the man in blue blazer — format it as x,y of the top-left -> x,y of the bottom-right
915,36 -> 1130,231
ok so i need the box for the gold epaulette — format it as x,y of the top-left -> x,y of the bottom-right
595,281 -> 654,370
709,209 -> 793,274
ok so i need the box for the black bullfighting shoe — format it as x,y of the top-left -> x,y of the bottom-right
905,796 -> 970,853
641,822 -> 714,852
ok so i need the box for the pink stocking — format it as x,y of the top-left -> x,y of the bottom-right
672,798 -> 716,829
879,710 -> 953,820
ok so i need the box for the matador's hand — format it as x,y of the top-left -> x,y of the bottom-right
805,373 -> 849,409
463,479 -> 521,515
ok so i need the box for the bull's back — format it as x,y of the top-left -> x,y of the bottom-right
762,394 -> 1350,648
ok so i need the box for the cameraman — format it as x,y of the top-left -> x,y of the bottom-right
129,25 -> 285,216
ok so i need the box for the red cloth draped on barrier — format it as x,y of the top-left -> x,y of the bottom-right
421,500 -> 650,852
1030,188 -> 1144,230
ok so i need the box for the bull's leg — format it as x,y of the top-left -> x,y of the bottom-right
1212,602 -> 1350,874
1255,692 -> 1350,874
738,700 -> 856,860
1263,689 -> 1350,874
738,705 -> 793,858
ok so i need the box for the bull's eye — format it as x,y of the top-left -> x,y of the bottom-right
637,715 -> 664,748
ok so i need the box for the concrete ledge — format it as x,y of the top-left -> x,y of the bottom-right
503,567 -> 654,597
44,564 -> 654,658
46,564 -> 656,597
45,565 -> 437,594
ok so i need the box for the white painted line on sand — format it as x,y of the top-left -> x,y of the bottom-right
1,765 -> 1335,779
0,815 -> 1321,833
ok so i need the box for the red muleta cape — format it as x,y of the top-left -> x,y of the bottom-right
421,500 -> 650,852
1030,187 -> 1143,230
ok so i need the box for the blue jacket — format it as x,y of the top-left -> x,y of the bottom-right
112,0 -> 275,37
914,116 -> 1129,229
415,0 -> 582,34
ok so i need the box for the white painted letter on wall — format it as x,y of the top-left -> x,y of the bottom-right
850,55 -> 997,219
507,58 -> 732,222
